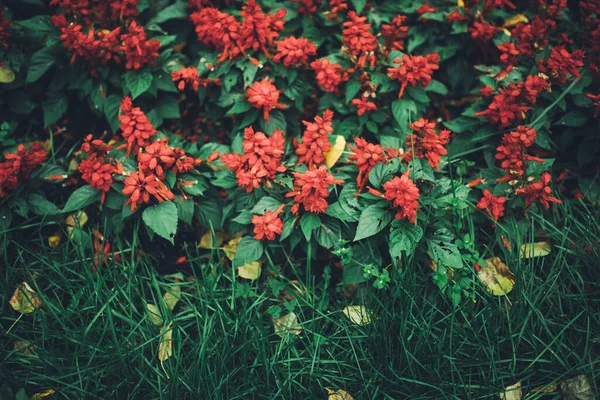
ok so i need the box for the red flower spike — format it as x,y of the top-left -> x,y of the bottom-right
538,46 -> 585,85
342,11 -> 378,69
516,172 -> 562,209
469,22 -> 498,42
190,8 -> 243,63
476,190 -> 506,222
239,0 -> 286,58
382,169 -> 420,223
327,0 -> 348,20
349,138 -> 400,192
252,205 -> 285,240
273,37 -> 317,67
247,78 -> 286,122
403,118 -> 450,171
381,15 -> 408,53
119,21 -> 160,70
296,110 -> 334,167
311,58 -> 346,93
123,168 -> 174,211
388,53 -> 440,98
285,165 -> 343,214
79,159 -> 114,204
118,97 -> 157,157
138,140 -> 176,180
351,97 -> 378,116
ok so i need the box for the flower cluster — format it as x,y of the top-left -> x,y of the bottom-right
342,12 -> 378,69
171,67 -> 221,92
118,97 -> 157,157
381,15 -> 408,53
495,126 -> 543,181
382,170 -> 420,223
388,53 -> 440,98
0,143 -> 47,198
252,205 -> 285,240
246,79 -> 286,122
295,110 -> 333,167
273,37 -> 317,67
50,0 -> 139,25
476,190 -> 506,222
349,138 -> 400,191
286,165 -> 343,214
221,127 -> 286,192
351,96 -> 378,116
516,172 -> 562,209
123,168 -> 174,211
403,118 -> 451,171
119,21 -> 161,70
538,46 -> 585,85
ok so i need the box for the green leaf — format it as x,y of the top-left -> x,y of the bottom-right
226,98 -> 253,116
391,99 -> 417,132
124,71 -> 153,100
427,229 -> 463,269
142,201 -> 178,244
351,0 -> 367,14
27,194 -> 59,216
63,185 -> 100,213
555,111 -> 587,127
251,197 -> 282,214
195,198 -> 223,229
176,198 -> 194,225
233,236 -> 263,266
150,0 -> 187,24
443,116 -> 480,133
426,80 -> 448,95
26,47 -> 56,83
260,110 -> 286,134
156,95 -> 180,119
353,204 -> 393,241
43,95 -> 68,127
389,220 -> 423,259
104,94 -> 122,132
369,160 -> 399,188
300,213 -> 321,241
345,80 -> 361,103
315,216 -> 341,249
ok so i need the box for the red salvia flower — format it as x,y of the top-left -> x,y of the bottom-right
118,97 -> 157,157
479,86 -> 495,96
311,58 -> 346,93
403,118 -> 451,170
296,110 -> 334,167
291,0 -> 320,15
476,190 -> 506,221
349,138 -> 399,191
81,134 -> 113,159
0,12 -> 11,50
497,42 -> 520,65
382,169 -> 420,223
586,94 -> 600,118
246,78 -> 286,122
285,165 -> 343,214
78,158 -> 114,204
0,143 -> 47,198
495,126 -> 543,180
469,22 -> 498,42
252,205 -> 285,240
108,0 -> 139,22
239,0 -> 286,58
538,46 -> 585,85
351,96 -> 378,116
138,140 -> 175,180
123,168 -> 174,211
516,172 -> 562,209
342,11 -> 378,69
388,53 -> 440,98
512,17 -> 555,58
172,67 -> 200,91
119,21 -> 160,70
484,0 -> 516,11
417,5 -> 436,15
273,36 -> 317,67
381,15 -> 408,53
221,127 -> 286,192
327,0 -> 348,20
190,8 -> 243,63
172,148 -> 200,175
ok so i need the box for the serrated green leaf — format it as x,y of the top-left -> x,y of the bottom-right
142,201 -> 178,244
354,204 -> 393,241
124,71 -> 153,100
233,236 -> 263,267
63,185 -> 100,213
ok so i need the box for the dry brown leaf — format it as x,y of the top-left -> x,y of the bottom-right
223,237 -> 242,261
273,312 -> 302,338
237,261 -> 261,280
9,282 -> 41,313
158,323 -> 173,362
162,285 -> 181,311
520,242 -> 551,259
499,382 -> 522,400
478,257 -> 515,296
31,389 -> 56,399
198,231 -> 225,249
560,375 -> 595,400
66,211 -> 88,235
342,305 -> 372,326
324,135 -> 346,168
146,303 -> 163,326
325,388 -> 354,400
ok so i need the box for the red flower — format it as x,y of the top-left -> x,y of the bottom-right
327,0 -> 348,20
469,22 -> 498,42
239,0 -> 286,57
138,140 -> 175,180
123,168 -> 174,211
349,138 -> 399,191
476,190 -> 506,221
511,17 -> 555,58
221,127 -> 286,192
538,46 -> 585,85
495,126 -> 543,181
0,12 -> 11,50
497,42 -> 520,65
388,53 -> 440,98
190,8 -> 243,63
381,15 -> 408,53
587,94 -> 600,118
285,165 -> 343,214
0,143 -> 47,198
479,86 -> 495,96
516,172 -> 562,209
351,96 -> 378,116
291,0 -> 320,15
273,36 -> 317,67
417,5 -> 436,15
311,58 -> 346,93
118,97 -> 157,157
296,110 -> 333,167
342,11 -> 378,68
172,67 -> 199,91
81,134 -> 113,159
79,158 -> 114,204
403,118 -> 451,170
485,0 -> 516,11
252,205 -> 285,240
172,148 -> 200,175
119,21 -> 160,70
247,79 -> 286,122
382,169 -> 420,223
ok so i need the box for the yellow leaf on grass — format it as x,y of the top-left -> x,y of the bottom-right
158,323 -> 173,362
31,389 -> 56,399
503,14 -> 528,28
520,242 -> 551,259
66,211 -> 88,236
342,305 -> 372,326
478,257 -> 515,296
500,382 -> 522,400
162,285 -> 181,311
0,65 -> 15,83
273,312 -> 302,337
146,303 -> 163,326
324,135 -> 346,168
198,231 -> 225,249
9,282 -> 41,313
237,261 -> 261,280
223,237 -> 242,261
326,388 -> 354,400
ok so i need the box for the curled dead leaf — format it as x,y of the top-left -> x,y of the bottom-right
273,312 -> 302,338
324,135 -> 346,168
9,282 -> 41,313
237,261 -> 261,280
520,242 -> 551,258
198,231 -> 225,249
500,382 -> 522,400
342,305 -> 372,326
158,323 -> 173,362
31,389 -> 56,399
146,303 -> 163,326
326,388 -> 354,400
478,257 -> 515,296
162,285 -> 181,311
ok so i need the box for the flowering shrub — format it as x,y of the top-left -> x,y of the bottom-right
0,0 -> 599,303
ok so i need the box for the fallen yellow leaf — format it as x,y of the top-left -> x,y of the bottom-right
520,242 -> 551,259
146,303 -> 163,326
9,282 -> 41,313
198,230 -> 225,249
560,375 -> 595,399
66,211 -> 88,236
342,305 -> 372,326
324,135 -> 346,168
223,237 -> 242,261
500,382 -> 522,400
326,388 -> 354,400
237,261 -> 261,280
503,14 -> 528,28
162,285 -> 181,311
273,312 -> 302,338
0,65 -> 15,83
478,257 -> 515,296
31,389 -> 56,399
158,323 -> 173,362
48,235 -> 61,248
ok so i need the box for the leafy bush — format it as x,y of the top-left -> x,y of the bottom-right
1,0 -> 599,303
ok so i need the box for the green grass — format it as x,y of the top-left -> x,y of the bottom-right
1,202 -> 599,399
